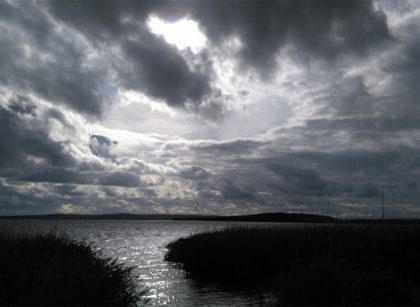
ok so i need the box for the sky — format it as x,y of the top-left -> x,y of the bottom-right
1,0 -> 420,217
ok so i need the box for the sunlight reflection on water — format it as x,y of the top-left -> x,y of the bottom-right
1,220 -> 280,306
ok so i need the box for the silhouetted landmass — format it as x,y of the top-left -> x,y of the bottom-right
166,225 -> 420,305
0,232 -> 147,306
0,212 -> 336,223
5,212 -> 420,225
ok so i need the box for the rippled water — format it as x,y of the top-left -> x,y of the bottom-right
2,220 -> 279,306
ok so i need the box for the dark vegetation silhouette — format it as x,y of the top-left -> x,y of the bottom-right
0,231 -> 148,306
166,225 -> 420,305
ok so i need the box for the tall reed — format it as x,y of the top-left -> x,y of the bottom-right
166,225 -> 420,305
0,231 -> 147,306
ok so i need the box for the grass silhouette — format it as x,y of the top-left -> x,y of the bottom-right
166,225 -> 420,305
0,231 -> 148,306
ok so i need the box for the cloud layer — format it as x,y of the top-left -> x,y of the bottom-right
1,0 -> 420,217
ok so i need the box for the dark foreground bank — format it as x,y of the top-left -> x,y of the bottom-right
0,232 -> 147,306
166,225 -> 420,306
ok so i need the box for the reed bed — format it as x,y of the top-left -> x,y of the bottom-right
166,225 -> 420,305
0,231 -> 147,306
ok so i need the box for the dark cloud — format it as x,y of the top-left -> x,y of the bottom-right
268,164 -> 327,193
179,166 -> 211,180
306,116 -> 420,133
98,172 -> 141,188
219,180 -> 257,201
20,169 -> 83,185
122,37 -> 211,107
193,139 -> 266,157
176,134 -> 418,213
0,181 -> 57,215
47,0 -> 215,112
288,10 -> 420,148
89,135 -> 116,160
314,76 -> 375,117
355,183 -> 380,198
44,0 -> 392,114
265,159 -> 384,200
187,0 -> 391,76
54,184 -> 87,197
0,97 -> 146,191
284,150 -> 402,176
0,98 -> 75,174
2,0 -> 420,218
19,167 -> 144,188
0,2 -> 106,116
46,1 -> 156,42
374,17 -> 420,124
8,95 -> 37,115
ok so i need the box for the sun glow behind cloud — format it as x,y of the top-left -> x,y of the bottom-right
147,15 -> 207,52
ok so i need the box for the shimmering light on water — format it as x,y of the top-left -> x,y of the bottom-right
1,220 -> 279,306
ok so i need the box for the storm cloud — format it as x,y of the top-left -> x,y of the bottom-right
186,0 -> 392,76
0,1 -> 107,116
1,0 -> 420,217
47,0 -> 216,112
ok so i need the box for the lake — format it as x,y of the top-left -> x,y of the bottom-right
1,220 -> 280,306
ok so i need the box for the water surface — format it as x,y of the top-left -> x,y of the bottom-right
2,220 -> 279,306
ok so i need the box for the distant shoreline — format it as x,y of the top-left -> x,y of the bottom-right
2,212 -> 420,224
0,212 -> 335,223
